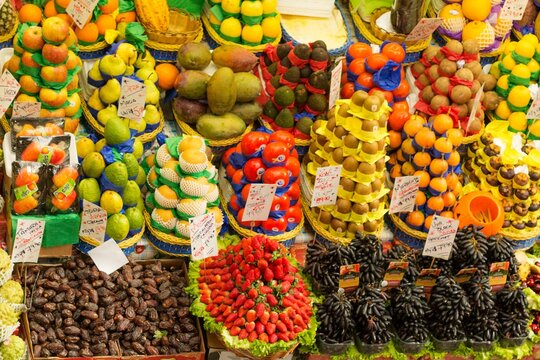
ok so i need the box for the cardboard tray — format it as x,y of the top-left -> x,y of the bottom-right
19,259 -> 205,360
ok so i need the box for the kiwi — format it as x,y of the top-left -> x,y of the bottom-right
470,80 -> 481,96
323,142 -> 333,154
369,199 -> 380,211
423,46 -> 440,62
464,62 -> 483,79
370,90 -> 387,103
362,142 -> 379,154
321,161 -> 330,167
351,91 -> 368,107
336,199 -> 352,214
326,116 -> 336,131
319,210 -> 332,224
482,91 -> 500,111
412,62 -> 427,77
477,73 -> 497,91
462,39 -> 479,56
456,68 -> 474,82
377,139 -> 385,151
358,162 -> 376,175
421,86 -> 436,103
363,96 -> 382,112
371,178 -> 383,192
434,50 -> 445,63
375,158 -> 385,172
446,40 -> 464,55
332,148 -> 344,164
362,119 -> 379,132
427,65 -> 440,81
454,103 -> 469,118
433,77 -> 450,96
468,118 -> 483,133
338,103 -> 350,117
354,182 -> 371,195
347,222 -> 359,234
330,218 -> 346,233
352,203 -> 369,215
333,126 -> 348,139
417,74 -> 431,88
343,157 -> 359,172
343,134 -> 359,149
439,59 -> 457,77
312,119 -> 324,133
450,85 -> 472,105
378,113 -> 388,127
430,94 -> 450,111
312,153 -> 324,165
309,143 -> 318,154
340,178 -> 355,192
363,220 -> 379,232
316,134 -> 327,147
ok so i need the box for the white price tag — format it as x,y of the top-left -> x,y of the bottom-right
467,84 -> 484,132
88,239 -> 129,275
500,0 -> 529,20
66,0 -> 99,29
422,216 -> 459,260
405,18 -> 443,42
117,76 -> 146,122
328,59 -> 343,110
12,101 -> 41,119
0,70 -> 20,119
12,219 -> 44,263
389,176 -> 420,214
311,165 -> 342,208
242,184 -> 277,222
190,213 -> 218,261
79,200 -> 108,244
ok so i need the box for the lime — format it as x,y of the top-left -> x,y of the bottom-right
100,190 -> 123,215
122,180 -> 141,206
82,152 -> 105,178
125,207 -> 144,230
106,213 -> 130,241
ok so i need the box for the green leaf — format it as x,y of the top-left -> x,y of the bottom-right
125,23 -> 148,53
167,0 -> 204,17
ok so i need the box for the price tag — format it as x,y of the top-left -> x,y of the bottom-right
455,268 -> 478,284
12,101 -> 41,119
311,165 -> 342,208
189,213 -> 218,261
415,268 -> 441,300
88,240 -> 129,275
422,216 -> 459,260
339,264 -> 360,291
383,262 -> 409,288
0,70 -> 20,119
12,219 -> 44,263
500,0 -> 528,20
79,200 -> 107,244
242,184 -> 277,222
527,92 -> 540,119
389,176 -> 420,214
467,84 -> 484,132
489,262 -> 510,292
117,77 -> 146,122
66,0 -> 99,29
328,58 -> 343,110
405,18 -> 443,42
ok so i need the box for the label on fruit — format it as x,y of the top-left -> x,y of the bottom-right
311,165 -> 342,208
14,183 -> 37,201
54,178 -> 76,198
415,268 -> 441,301
67,0 -> 99,29
455,268 -> 478,284
12,101 -> 41,119
527,93 -> 540,119
466,83 -> 484,132
405,18 -> 443,42
189,212 -> 218,261
383,262 -> 409,288
328,58 -> 344,110
37,146 -> 52,164
389,176 -> 420,214
0,70 -> 20,120
489,261 -> 510,292
79,200 -> 107,244
118,77 -> 146,122
422,216 -> 459,260
12,219 -> 44,263
500,0 -> 529,20
339,264 -> 360,291
242,183 -> 277,222
88,239 -> 129,275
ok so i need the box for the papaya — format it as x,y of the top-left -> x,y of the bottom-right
212,45 -> 258,73
175,70 -> 210,100
234,72 -> 262,102
207,67 -> 237,115
196,113 -> 246,140
231,102 -> 262,125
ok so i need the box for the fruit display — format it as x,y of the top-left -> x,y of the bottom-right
222,130 -> 303,236
316,289 -> 354,347
463,274 -> 499,344
512,0 -> 540,37
77,118 -> 146,244
259,41 -> 332,140
390,284 -> 429,346
22,256 -> 200,357
497,282 -> 530,341
5,18 -> 83,133
172,43 -> 260,143
303,93 -> 390,239
352,286 -> 392,347
85,45 -> 164,139
188,235 -> 316,357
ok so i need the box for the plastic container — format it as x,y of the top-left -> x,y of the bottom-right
432,337 -> 464,352
499,336 -> 527,348
354,336 -> 389,355
468,340 -> 494,352
316,337 -> 353,355
453,191 -> 505,236
394,337 -> 426,354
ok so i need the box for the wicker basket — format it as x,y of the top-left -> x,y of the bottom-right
77,225 -> 145,255
387,213 -> 427,249
215,331 -> 299,360
81,98 -> 164,144
145,9 -> 201,45
78,41 -> 110,60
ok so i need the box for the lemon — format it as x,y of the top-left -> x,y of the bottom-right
242,24 -> 263,45
106,213 -> 130,241
222,0 -> 241,15
515,40 -> 535,59
461,0 -> 490,21
262,0 -> 277,15
529,120 -> 540,138
508,112 -> 527,132
95,138 -> 107,152
133,138 -> 144,160
522,34 -> 539,47
100,190 -> 123,215
76,138 -> 95,159
262,16 -> 280,39
495,101 -> 511,120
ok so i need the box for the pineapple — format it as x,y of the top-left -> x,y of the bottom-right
0,1 -> 16,37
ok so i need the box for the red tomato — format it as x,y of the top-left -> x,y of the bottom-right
261,217 -> 287,232
243,158 -> 267,182
262,167 -> 289,188
271,194 -> 290,212
392,101 -> 410,113
238,208 -> 261,228
222,147 -> 236,166
341,72 -> 348,86
230,195 -> 242,211
286,181 -> 300,200
341,82 -> 355,99
290,148 -> 299,158
349,58 -> 365,75
231,169 -> 244,185
392,79 -> 410,99
365,53 -> 389,73
341,58 -> 347,73
262,141 -> 289,165
284,156 -> 300,178
284,205 -> 302,224
226,164 -> 237,178
348,43 -> 372,59
382,42 -> 406,63
356,72 -> 373,90
388,110 -> 410,131
241,184 -> 252,201
241,132 -> 270,156
369,88 -> 393,104
269,131 -> 295,150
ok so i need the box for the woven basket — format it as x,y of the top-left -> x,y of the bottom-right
0,16 -> 18,47
145,9 -> 202,45
77,225 -> 145,255
147,29 -> 204,62
512,28 -> 524,40
215,331 -> 298,360
388,213 -> 427,249
0,115 -> 8,132
78,41 -> 110,60
81,98 -> 164,144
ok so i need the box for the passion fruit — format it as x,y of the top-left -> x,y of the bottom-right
430,95 -> 450,111
421,86 -> 436,103
450,85 -> 472,105
477,73 -> 497,91
456,68 -> 474,82
439,58 -> 457,77
433,77 -> 451,96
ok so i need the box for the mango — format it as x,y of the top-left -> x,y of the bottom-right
172,97 -> 207,124
177,42 -> 212,70
231,102 -> 262,125
212,45 -> 258,73
234,72 -> 262,102
196,113 -> 246,140
175,70 -> 210,101
207,67 -> 237,115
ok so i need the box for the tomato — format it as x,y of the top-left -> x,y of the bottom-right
261,217 -> 287,232
392,101 -> 410,113
243,158 -> 267,182
271,194 -> 290,212
262,167 -> 289,188
356,72 -> 373,90
238,208 -> 261,228
222,147 -> 236,166
226,164 -> 237,178
262,141 -> 289,165
392,79 -> 410,99
230,194 -> 242,211
241,184 -> 252,201
269,131 -> 295,150
284,205 -> 302,224
341,82 -> 355,99
341,58 -> 347,73
381,42 -> 406,63
349,58 -> 365,75
290,148 -> 299,158
284,156 -> 301,178
231,169 -> 245,185
348,43 -> 372,60
369,88 -> 393,104
241,132 -> 270,156
388,110 -> 410,131
365,53 -> 389,73
286,181 -> 300,201
341,72 -> 348,86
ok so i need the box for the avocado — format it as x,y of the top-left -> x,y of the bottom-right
293,44 -> 311,60
296,117 -> 313,135
267,62 -> 278,76
270,75 -> 281,90
307,93 -> 328,113
294,84 -> 308,106
280,56 -> 291,68
300,66 -> 312,79
276,44 -> 291,59
309,71 -> 329,91
311,47 -> 329,62
263,56 -> 273,67
283,66 -> 300,83
263,101 -> 279,119
311,40 -> 328,51
274,86 -> 295,107
275,108 -> 294,128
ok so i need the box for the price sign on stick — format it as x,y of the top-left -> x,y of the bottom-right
328,59 -> 343,110
500,0 -> 528,20
118,77 -> 146,122
415,268 -> 441,300
339,264 -> 360,291
467,84 -> 484,132
0,70 -> 20,119
422,216 -> 459,260
311,165 -> 342,208
190,213 -> 218,261
67,0 -> 99,29
389,176 -> 420,214
12,101 -> 41,119
528,92 -> 540,119
455,268 -> 478,284
383,262 -> 409,288
242,184 -> 277,222
489,262 -> 510,292
12,219 -> 44,263
405,18 -> 443,42
79,200 -> 107,244
88,240 -> 129,275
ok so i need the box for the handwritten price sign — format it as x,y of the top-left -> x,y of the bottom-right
328,58 -> 343,110
0,70 -> 20,120
79,200 -> 107,244
311,165 -> 342,208
500,0 -> 528,20
12,101 -> 41,119
66,0 -> 99,29
12,219 -> 44,263
405,18 -> 443,42
389,176 -> 420,214
190,213 -> 218,261
242,184 -> 277,222
118,77 -> 146,122
467,84 -> 484,131
528,91 -> 540,119
422,216 -> 459,260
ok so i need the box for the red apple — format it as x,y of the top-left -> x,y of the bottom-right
39,88 -> 68,108
41,65 -> 68,84
42,17 -> 69,44
19,75 -> 41,95
42,43 -> 68,65
21,51 -> 41,69
65,50 -> 81,70
21,26 -> 44,53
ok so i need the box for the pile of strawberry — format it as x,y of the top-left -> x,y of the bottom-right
196,235 -> 314,344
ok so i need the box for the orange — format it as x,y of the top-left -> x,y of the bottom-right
452,182 -> 463,197
56,13 -> 73,26
396,149 -> 406,163
116,11 -> 137,23
447,151 -> 460,167
406,210 -> 425,227
446,173 -> 460,190
440,210 -> 454,218
388,153 -> 397,166
100,0 -> 119,14
446,128 -> 463,147
349,58 -> 365,75
44,1 -> 58,18
414,128 -> 436,149
433,114 -> 454,134
424,215 -> 434,229
416,192 -> 427,206
366,53 -> 389,72
430,158 -> 449,176
413,152 -> 431,169
434,137 -> 453,154
75,22 -> 99,44
19,4 -> 43,24
427,196 -> 444,212
402,161 -> 415,176
156,63 -> 180,90
348,43 -> 372,59
442,192 -> 456,208
54,0 -> 71,10
388,130 -> 402,149
414,170 -> 430,188
389,164 -> 402,179
404,117 -> 424,138
96,14 -> 116,35
429,177 -> 448,194
401,138 -> 416,157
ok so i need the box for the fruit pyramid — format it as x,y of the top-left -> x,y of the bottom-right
303,92 -> 390,238
4,17 -> 82,133
207,0 -> 281,46
490,34 -> 540,139
77,118 -> 146,244
221,130 -> 302,235
86,45 -> 162,137
143,135 -> 224,240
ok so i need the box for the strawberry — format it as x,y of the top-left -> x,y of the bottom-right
255,303 -> 266,318
230,326 -> 241,336
259,333 -> 269,342
245,254 -> 255,263
225,313 -> 238,323
201,296 -> 210,305
259,311 -> 270,325
274,265 -> 285,280
247,288 -> 258,299
254,249 -> 264,260
269,333 -> 278,343
265,322 -> 276,335
211,289 -> 220,299
234,318 -> 245,327
264,268 -> 274,282
264,252 -> 272,261
282,296 -> 295,307
241,280 -> 252,292
266,294 -> 278,307
259,285 -> 272,294
210,308 -> 220,317
214,296 -> 224,304
244,299 -> 255,309
276,321 -> 287,333
206,304 -> 215,312
277,333 -> 290,342
253,268 -> 261,280
246,309 -> 257,322
255,322 -> 265,335
216,315 -> 224,322
293,325 -> 304,333
246,269 -> 256,282
280,281 -> 291,294
245,321 -> 256,333
270,311 -> 279,324
222,307 -> 232,317
221,273 -> 231,282
238,308 -> 247,318
229,288 -> 240,299
257,259 -> 268,270
248,331 -> 258,342
224,321 -> 233,329
239,329 -> 249,340
235,274 -> 244,284
285,307 -> 296,319
294,314 -> 306,327
279,313 -> 289,323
